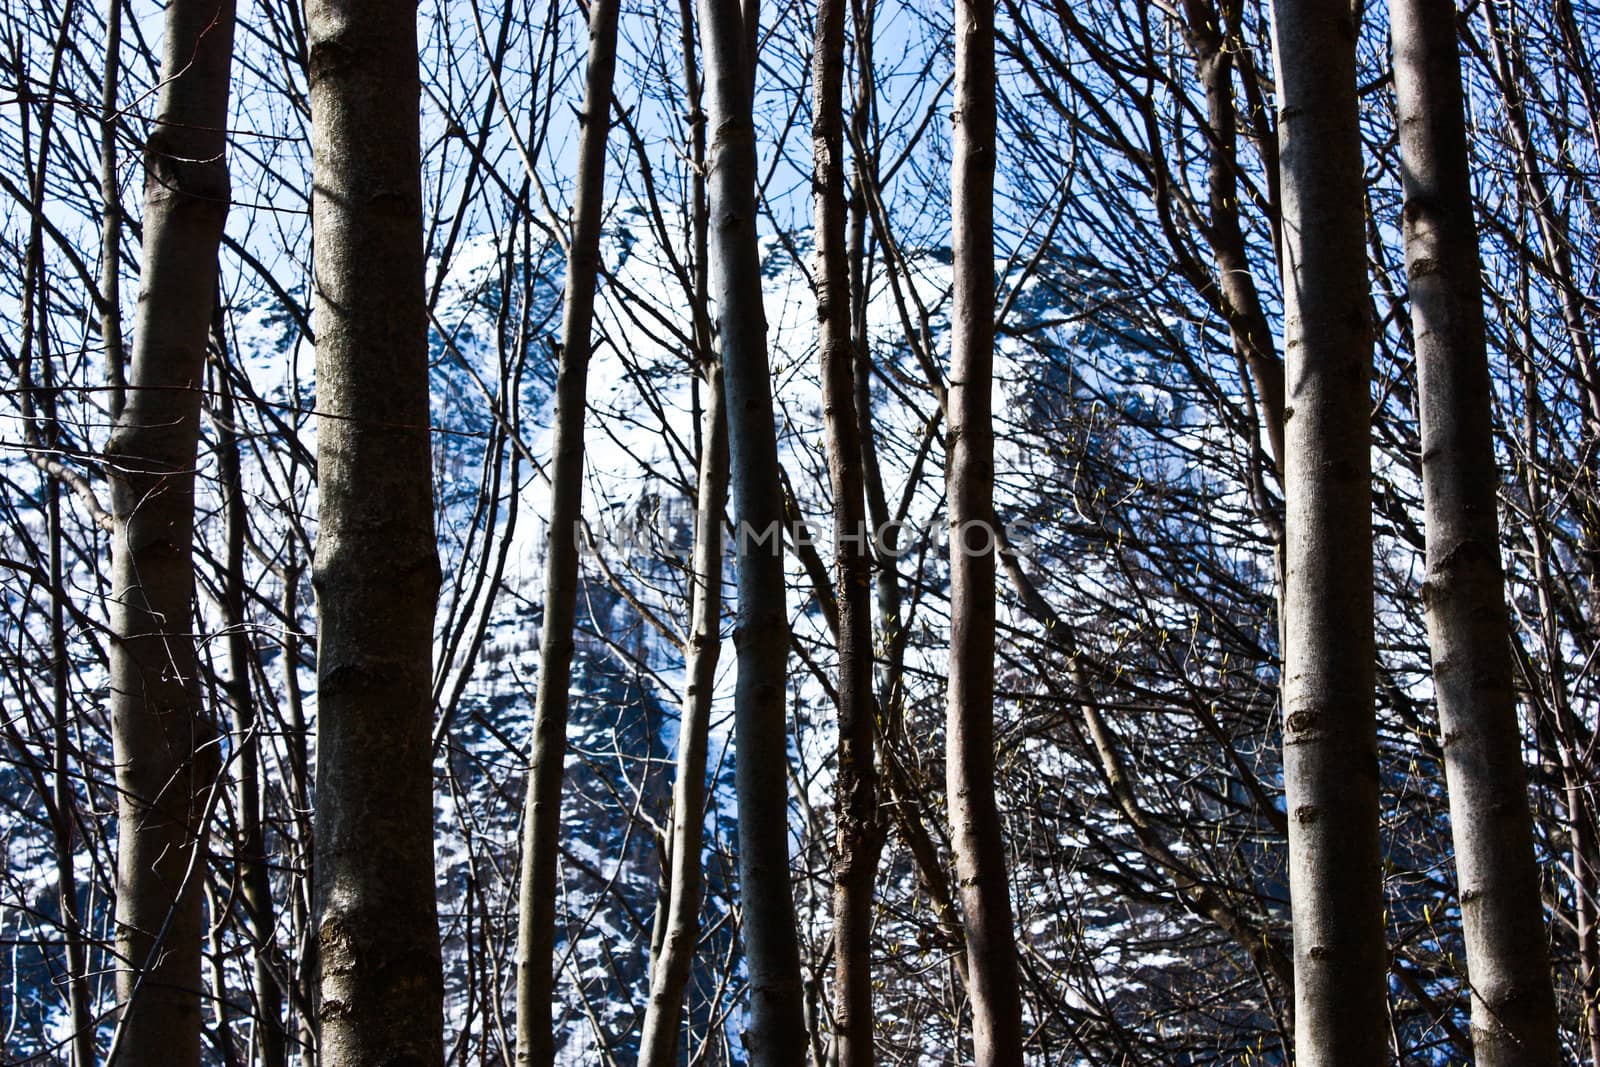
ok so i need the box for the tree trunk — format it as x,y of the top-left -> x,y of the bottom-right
1390,2 -> 1562,1062
102,0 -> 235,1061
1180,0 -> 1286,473
212,341 -> 288,1067
995,538 -> 1296,1005
813,0 -> 884,1062
100,0 -> 125,420
1479,12 -> 1600,1058
638,363 -> 728,1067
1568,777 -> 1600,1067
305,0 -> 444,1062
638,6 -> 722,1059
1268,0 -> 1387,1062
946,1 -> 1023,1062
697,1 -> 809,1062
1479,1 -> 1600,429
513,2 -> 621,1063
49,474 -> 94,1067
280,547 -> 319,1062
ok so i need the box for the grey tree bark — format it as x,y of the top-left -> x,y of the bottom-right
1391,2 -> 1561,1061
813,0 -> 883,1062
697,0 -> 809,1061
513,2 -> 621,1063
946,0 -> 1023,1062
102,0 -> 235,1061
1268,0 -> 1387,1062
305,0 -> 444,1063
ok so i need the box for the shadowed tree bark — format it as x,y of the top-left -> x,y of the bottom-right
1391,1 -> 1561,1061
513,1 -> 621,1062
946,0 -> 1023,1061
1268,0 -> 1386,1061
813,0 -> 884,1061
305,0 -> 444,1063
102,0 -> 235,1061
697,0 -> 809,1061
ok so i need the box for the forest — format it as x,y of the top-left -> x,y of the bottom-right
0,0 -> 1597,1062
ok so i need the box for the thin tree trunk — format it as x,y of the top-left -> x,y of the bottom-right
100,0 -> 125,420
638,6 -> 721,1058
813,0 -> 883,1062
513,2 -> 621,1063
212,338 -> 288,1067
843,7 -> 956,995
946,1 -> 1023,1062
1567,775 -> 1600,1067
1390,3 -> 1562,1062
1480,14 -> 1600,1058
103,0 -> 235,1061
697,1 -> 809,1062
1180,0 -> 1286,473
280,547 -> 318,1062
995,541 -> 1296,1001
637,364 -> 727,1067
305,0 -> 444,1063
1268,0 -> 1386,1061
1515,326 -> 1600,1067
1479,2 -> 1600,428
27,150 -> 96,1065
49,454 -> 94,1067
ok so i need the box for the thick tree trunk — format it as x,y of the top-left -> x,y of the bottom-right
513,2 -> 621,1062
1390,3 -> 1562,1062
696,1 -> 809,1062
102,1 -> 235,1061
946,1 -> 1023,1062
1268,0 -> 1387,1062
305,1 -> 444,1063
813,1 -> 883,1062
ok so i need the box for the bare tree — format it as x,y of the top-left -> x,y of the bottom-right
102,0 -> 235,1061
813,0 -> 884,1062
1391,0 -> 1561,1060
637,2 -> 729,1059
947,0 -> 1024,1061
697,0 -> 809,1061
514,2 -> 622,1063
1269,0 -> 1386,1060
211,321 -> 288,1067
305,0 -> 444,1061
